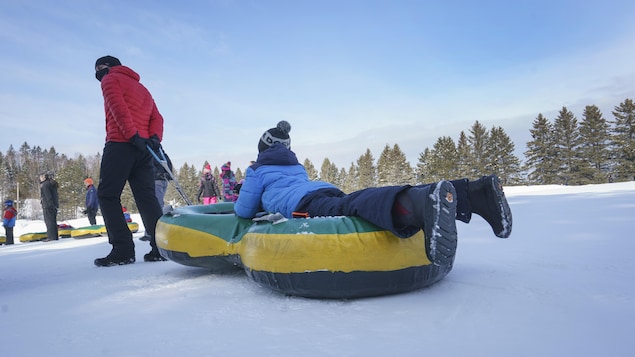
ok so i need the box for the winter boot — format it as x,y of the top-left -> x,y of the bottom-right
94,250 -> 135,267
144,248 -> 167,262
395,181 -> 458,265
468,175 -> 512,238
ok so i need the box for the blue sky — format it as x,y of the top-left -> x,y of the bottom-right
1,1 -> 635,172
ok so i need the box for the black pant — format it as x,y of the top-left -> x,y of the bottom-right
296,186 -> 417,238
86,207 -> 98,225
4,226 -> 14,244
42,207 -> 58,240
98,142 -> 162,254
296,179 -> 471,239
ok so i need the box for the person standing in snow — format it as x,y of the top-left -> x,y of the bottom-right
3,200 -> 17,245
197,164 -> 220,204
235,121 -> 512,263
220,162 -> 238,202
83,178 -> 99,225
140,149 -> 174,242
93,55 -> 166,266
152,148 -> 173,211
39,172 -> 59,241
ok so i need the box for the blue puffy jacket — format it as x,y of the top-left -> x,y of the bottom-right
234,143 -> 335,218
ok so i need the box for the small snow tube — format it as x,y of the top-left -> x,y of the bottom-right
71,225 -> 106,239
156,203 -> 456,299
127,222 -> 139,233
0,235 -> 6,244
71,222 -> 138,239
19,232 -> 47,242
58,224 -> 75,238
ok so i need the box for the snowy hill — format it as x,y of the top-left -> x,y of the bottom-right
1,182 -> 634,356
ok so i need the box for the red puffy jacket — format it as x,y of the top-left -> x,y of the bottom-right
100,66 -> 163,143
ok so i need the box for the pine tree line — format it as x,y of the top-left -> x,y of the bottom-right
1,98 -> 633,218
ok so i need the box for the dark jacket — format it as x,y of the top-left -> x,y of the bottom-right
85,185 -> 98,209
197,173 -> 220,201
40,178 -> 59,210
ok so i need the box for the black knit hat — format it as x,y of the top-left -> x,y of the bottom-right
258,121 -> 291,153
95,55 -> 121,69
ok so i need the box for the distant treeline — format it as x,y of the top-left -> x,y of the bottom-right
1,98 -> 633,220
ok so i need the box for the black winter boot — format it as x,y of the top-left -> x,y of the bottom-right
94,250 -> 135,267
468,175 -> 512,238
395,181 -> 458,265
144,248 -> 167,262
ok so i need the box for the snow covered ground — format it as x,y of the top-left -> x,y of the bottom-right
1,182 -> 634,356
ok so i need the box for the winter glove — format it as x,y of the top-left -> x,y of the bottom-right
149,134 -> 161,151
130,133 -> 148,152
81,209 -> 88,214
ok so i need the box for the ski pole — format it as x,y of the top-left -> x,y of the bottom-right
147,145 -> 194,205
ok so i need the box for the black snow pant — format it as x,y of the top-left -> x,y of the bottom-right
86,207 -> 98,226
98,142 -> 162,256
4,226 -> 14,244
295,179 -> 471,239
42,207 -> 58,240
296,186 -> 420,238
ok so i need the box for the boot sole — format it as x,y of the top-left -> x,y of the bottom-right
425,181 -> 458,266
488,176 -> 513,238
94,257 -> 135,267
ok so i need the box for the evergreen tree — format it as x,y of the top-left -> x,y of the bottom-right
553,106 -> 581,185
120,183 -> 136,213
430,136 -> 459,181
170,163 -> 199,206
391,144 -> 414,185
415,148 -> 433,184
0,151 -> 5,200
525,114 -> 558,184
578,105 -> 610,183
56,156 -> 87,220
303,158 -> 318,180
334,167 -> 347,192
235,168 -> 244,183
356,149 -> 376,189
16,143 -> 38,200
376,144 -> 413,186
376,145 -> 392,186
455,131 -> 472,178
1,147 -> 19,204
611,98 -> 635,181
485,126 -> 521,184
468,121 -> 489,177
341,162 -> 358,193
319,158 -> 338,184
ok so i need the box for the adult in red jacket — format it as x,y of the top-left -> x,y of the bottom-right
93,55 -> 166,266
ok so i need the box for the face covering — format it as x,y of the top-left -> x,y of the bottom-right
95,67 -> 109,82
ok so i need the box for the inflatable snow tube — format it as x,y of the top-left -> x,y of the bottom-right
71,222 -> 139,239
19,232 -> 47,242
71,225 -> 107,239
156,203 -> 456,299
127,222 -> 139,233
58,224 -> 75,238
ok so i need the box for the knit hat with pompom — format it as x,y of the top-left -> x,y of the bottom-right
258,121 -> 291,153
